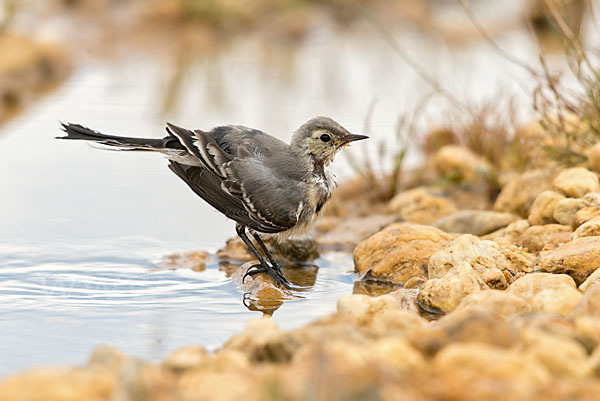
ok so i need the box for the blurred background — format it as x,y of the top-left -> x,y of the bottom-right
0,0 -> 597,377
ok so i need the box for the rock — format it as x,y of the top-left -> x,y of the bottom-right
455,289 -> 531,317
553,167 -> 600,198
159,250 -> 209,272
434,210 -> 519,236
516,224 -> 573,252
217,237 -> 255,262
507,272 -> 581,316
221,317 -> 290,362
433,343 -> 550,398
336,294 -> 399,326
531,286 -> 582,316
353,223 -> 453,283
494,169 -> 556,217
316,214 -> 397,249
573,284 -> 600,318
417,264 -> 488,313
368,309 -> 426,338
536,237 -> 600,285
573,217 -> 600,239
88,346 -> 133,370
428,234 -> 512,289
386,187 -> 457,224
164,346 -> 208,371
579,268 -> 600,292
508,272 -> 576,298
553,197 -> 585,226
482,219 -> 530,246
0,367 -> 116,401
572,206 -> 600,228
591,345 -> 600,378
218,237 -> 318,264
583,192 -> 600,207
431,145 -> 490,182
574,316 -> 600,352
589,143 -> 600,172
368,338 -> 425,373
527,190 -> 564,225
521,329 -> 591,379
410,308 -> 518,356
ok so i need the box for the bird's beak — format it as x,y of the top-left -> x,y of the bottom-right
337,133 -> 369,148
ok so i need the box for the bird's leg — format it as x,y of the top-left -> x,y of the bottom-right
250,232 -> 288,284
235,224 -> 291,289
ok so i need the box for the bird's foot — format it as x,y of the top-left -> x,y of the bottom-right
242,262 -> 291,289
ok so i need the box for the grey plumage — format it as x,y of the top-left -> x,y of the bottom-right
58,117 -> 368,288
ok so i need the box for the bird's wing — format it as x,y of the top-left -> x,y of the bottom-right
168,161 -> 287,233
166,123 -> 303,232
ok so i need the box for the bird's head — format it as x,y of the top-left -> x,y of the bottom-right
291,116 -> 368,166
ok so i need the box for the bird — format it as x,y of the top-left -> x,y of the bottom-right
58,117 -> 368,289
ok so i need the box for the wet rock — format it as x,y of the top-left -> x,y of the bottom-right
528,190 -> 564,225
352,280 -> 401,297
579,268 -> 600,292
336,294 -> 398,326
164,346 -> 207,371
0,367 -> 116,401
455,289 -> 531,317
494,169 -> 556,217
159,250 -> 209,272
508,272 -> 581,315
521,329 -> 591,379
410,308 -> 518,355
417,264 -> 488,313
553,167 -> 600,198
433,343 -> 550,399
431,145 -> 490,182
573,284 -> 600,318
428,234 -> 512,289
353,223 -> 453,283
553,197 -> 585,226
537,237 -> 600,285
434,210 -> 519,236
482,218 -> 530,246
316,214 -> 397,249
573,217 -> 600,239
572,206 -> 600,228
217,237 -> 318,264
386,187 -> 457,224
217,237 -> 255,263
516,224 -> 573,253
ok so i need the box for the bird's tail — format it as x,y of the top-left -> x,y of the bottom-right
58,123 -> 167,151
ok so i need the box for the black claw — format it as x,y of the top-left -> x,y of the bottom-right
242,263 -> 266,283
241,262 -> 291,289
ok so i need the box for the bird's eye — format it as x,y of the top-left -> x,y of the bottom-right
320,133 -> 331,142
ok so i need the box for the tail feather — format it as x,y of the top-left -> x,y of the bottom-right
58,123 -> 169,150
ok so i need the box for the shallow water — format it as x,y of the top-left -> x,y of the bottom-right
0,9 -> 555,376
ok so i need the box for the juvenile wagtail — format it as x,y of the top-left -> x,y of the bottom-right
59,117 -> 368,289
